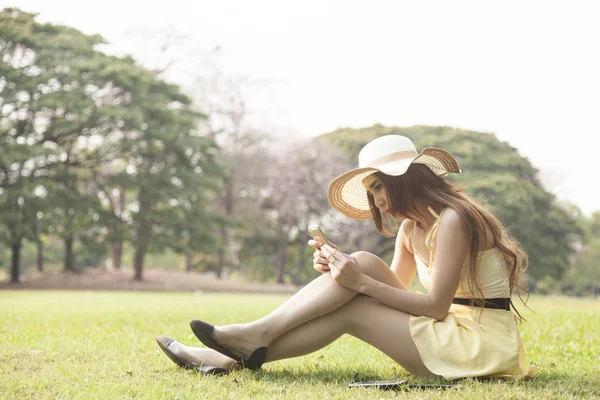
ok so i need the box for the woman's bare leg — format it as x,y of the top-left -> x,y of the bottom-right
172,253 -> 429,375
174,294 -> 431,377
204,252 -> 408,358
266,295 -> 433,377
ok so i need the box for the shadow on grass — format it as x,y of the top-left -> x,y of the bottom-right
221,365 -> 451,387
280,369 -> 592,396
151,364 -> 599,397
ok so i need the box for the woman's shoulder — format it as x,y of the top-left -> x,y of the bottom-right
437,207 -> 467,234
438,207 -> 495,250
400,219 -> 416,236
439,207 -> 461,223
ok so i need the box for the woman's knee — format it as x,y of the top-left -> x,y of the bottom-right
351,251 -> 386,272
351,251 -> 404,289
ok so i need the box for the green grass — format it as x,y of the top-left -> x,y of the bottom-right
0,292 -> 598,399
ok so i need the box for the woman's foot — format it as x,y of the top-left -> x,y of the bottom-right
156,336 -> 240,374
189,321 -> 268,370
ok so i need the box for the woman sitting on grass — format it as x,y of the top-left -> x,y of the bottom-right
156,135 -> 538,380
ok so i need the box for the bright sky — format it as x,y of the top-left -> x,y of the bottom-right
4,0 -> 600,214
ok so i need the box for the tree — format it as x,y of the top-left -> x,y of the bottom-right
1,8 -> 141,277
113,75 -> 223,281
115,27 -> 279,279
1,9 -> 225,282
120,29 -> 255,278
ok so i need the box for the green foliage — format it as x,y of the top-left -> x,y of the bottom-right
0,8 -> 131,274
583,211 -> 600,241
0,8 -> 225,280
561,211 -> 600,295
319,124 -> 583,281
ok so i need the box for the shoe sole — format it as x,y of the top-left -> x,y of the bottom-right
155,337 -> 228,375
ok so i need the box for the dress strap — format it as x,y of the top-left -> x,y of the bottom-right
427,206 -> 442,220
424,206 -> 443,274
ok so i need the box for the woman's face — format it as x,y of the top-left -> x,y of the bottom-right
362,175 -> 399,219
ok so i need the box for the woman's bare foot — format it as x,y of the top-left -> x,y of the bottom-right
156,336 -> 240,371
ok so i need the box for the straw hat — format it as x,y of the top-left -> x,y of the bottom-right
327,135 -> 461,220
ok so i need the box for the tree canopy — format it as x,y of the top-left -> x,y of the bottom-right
0,8 -> 224,282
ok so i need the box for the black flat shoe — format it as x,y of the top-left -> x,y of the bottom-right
155,335 -> 228,375
189,320 -> 267,371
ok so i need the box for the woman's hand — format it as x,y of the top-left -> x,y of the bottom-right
308,239 -> 339,273
320,244 -> 367,292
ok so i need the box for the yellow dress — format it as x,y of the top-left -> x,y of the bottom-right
407,208 -> 539,380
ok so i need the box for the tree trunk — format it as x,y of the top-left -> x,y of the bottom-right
133,198 -> 151,281
133,223 -> 149,281
111,241 -> 123,269
63,234 -> 75,271
133,244 -> 146,281
10,240 -> 22,284
37,241 -> 44,272
113,188 -> 125,269
215,225 -> 227,279
215,179 -> 235,279
276,228 -> 289,284
133,195 -> 152,281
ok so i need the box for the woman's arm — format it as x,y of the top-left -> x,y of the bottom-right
358,209 -> 468,320
389,220 -> 417,289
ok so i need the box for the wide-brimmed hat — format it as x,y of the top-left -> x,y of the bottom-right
327,135 -> 461,220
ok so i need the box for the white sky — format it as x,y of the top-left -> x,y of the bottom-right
4,0 -> 600,214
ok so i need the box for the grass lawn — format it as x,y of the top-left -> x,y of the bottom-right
1,291 -> 599,399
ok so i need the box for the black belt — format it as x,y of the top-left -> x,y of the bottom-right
452,297 -> 511,311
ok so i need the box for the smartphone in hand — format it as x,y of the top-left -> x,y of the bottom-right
308,225 -> 328,245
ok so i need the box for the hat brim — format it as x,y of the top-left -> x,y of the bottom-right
327,147 -> 460,220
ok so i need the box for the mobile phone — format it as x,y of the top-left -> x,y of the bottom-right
348,380 -> 407,390
348,380 -> 455,391
308,225 -> 328,244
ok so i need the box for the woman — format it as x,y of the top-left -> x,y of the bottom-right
156,135 -> 538,380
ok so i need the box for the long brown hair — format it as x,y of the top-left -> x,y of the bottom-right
367,164 -> 529,321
